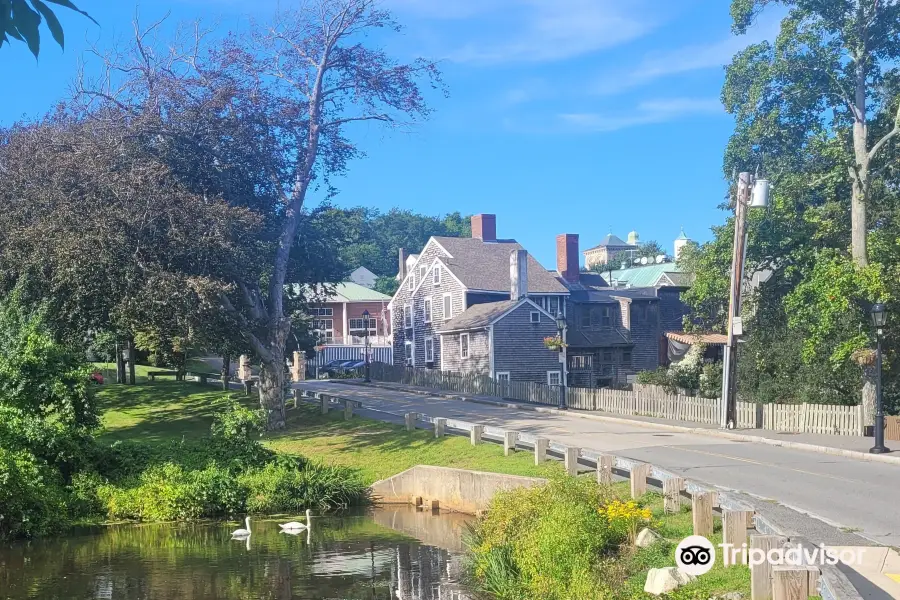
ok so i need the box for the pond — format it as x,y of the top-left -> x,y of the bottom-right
0,507 -> 474,600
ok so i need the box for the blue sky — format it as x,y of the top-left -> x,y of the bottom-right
2,0 -> 779,268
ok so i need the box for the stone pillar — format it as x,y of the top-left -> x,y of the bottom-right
238,355 -> 252,381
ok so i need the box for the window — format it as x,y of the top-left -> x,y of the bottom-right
405,340 -> 413,366
443,294 -> 453,321
349,318 -> 377,334
424,336 -> 434,363
622,350 -> 632,364
547,371 -> 562,386
568,355 -> 592,370
419,265 -> 427,282
310,307 -> 333,317
433,265 -> 442,285
581,309 -> 591,328
590,306 -> 613,328
632,304 -> 646,324
602,306 -> 612,327
408,273 -> 415,291
548,297 -> 559,316
423,297 -> 432,323
602,350 -> 613,362
460,333 -> 470,359
313,319 -> 334,341
404,304 -> 412,329
530,311 -> 540,324
496,372 -> 510,382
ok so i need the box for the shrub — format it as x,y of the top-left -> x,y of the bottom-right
469,475 -> 620,600
0,447 -> 68,539
240,459 -> 367,513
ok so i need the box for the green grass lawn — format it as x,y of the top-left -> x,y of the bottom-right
96,376 -> 560,482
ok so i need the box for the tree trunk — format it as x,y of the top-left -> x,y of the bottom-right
127,337 -> 136,385
851,119 -> 869,267
115,340 -> 126,384
862,365 -> 877,428
258,357 -> 286,430
221,353 -> 231,391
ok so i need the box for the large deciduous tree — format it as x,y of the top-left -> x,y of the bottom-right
726,0 -> 900,266
74,1 -> 440,428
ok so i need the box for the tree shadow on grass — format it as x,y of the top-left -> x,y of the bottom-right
98,381 -> 233,444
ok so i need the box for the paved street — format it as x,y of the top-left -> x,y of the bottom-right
298,380 -> 900,548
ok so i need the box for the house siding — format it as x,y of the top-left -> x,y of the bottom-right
440,330 -> 491,376
492,304 -> 562,384
391,241 -> 466,369
658,288 -> 688,332
627,300 -> 660,374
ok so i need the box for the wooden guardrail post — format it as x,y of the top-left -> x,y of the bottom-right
750,534 -> 787,600
692,492 -> 715,537
663,477 -> 684,513
434,418 -> 446,438
630,463 -> 650,498
596,454 -> 613,484
470,425 -> 484,445
320,394 -> 329,414
405,412 -> 418,432
564,447 -> 579,476
344,401 -> 354,420
723,510 -> 753,564
534,438 -> 549,464
292,389 -> 300,409
772,566 -> 808,600
503,431 -> 518,455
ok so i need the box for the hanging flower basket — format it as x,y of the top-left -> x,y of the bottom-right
852,348 -> 876,367
543,336 -> 567,351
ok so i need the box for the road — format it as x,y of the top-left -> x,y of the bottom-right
298,380 -> 900,548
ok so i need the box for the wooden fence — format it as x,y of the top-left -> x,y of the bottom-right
366,365 -> 865,436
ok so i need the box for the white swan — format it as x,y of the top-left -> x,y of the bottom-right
232,516 -> 251,537
279,509 -> 312,531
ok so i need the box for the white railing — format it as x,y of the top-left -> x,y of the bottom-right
324,335 -> 392,346
367,365 -> 865,437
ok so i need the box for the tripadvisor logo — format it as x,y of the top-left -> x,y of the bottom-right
675,535 -> 716,576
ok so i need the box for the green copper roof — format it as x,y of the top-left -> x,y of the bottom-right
607,262 -> 686,288
676,228 -> 690,240
331,282 -> 391,302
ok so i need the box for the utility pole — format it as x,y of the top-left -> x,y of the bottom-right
720,172 -> 752,429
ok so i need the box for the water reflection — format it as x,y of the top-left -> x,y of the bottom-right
0,507 -> 473,599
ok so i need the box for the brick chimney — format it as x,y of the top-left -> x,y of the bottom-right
510,249 -> 528,300
471,214 -> 497,242
556,234 -> 580,283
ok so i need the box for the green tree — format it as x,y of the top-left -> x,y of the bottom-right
0,0 -> 95,56
725,0 -> 900,266
636,240 -> 665,259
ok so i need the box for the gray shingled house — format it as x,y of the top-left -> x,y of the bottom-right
389,214 -> 568,385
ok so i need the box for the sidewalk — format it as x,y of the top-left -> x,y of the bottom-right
347,380 -> 900,465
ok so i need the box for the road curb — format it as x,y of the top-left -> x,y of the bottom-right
338,380 -> 900,467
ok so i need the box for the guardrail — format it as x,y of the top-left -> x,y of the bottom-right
293,386 -> 865,600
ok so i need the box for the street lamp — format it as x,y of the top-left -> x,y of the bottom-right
362,309 -> 371,383
870,303 -> 890,454
556,311 -> 567,410
720,171 -> 770,429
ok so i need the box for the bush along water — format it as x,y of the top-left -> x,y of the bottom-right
91,400 -> 369,523
466,475 -> 661,600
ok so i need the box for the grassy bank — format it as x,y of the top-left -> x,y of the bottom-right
97,378 -> 561,484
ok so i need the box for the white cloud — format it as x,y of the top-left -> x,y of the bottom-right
592,14 -> 780,95
387,0 -> 661,64
557,97 -> 723,132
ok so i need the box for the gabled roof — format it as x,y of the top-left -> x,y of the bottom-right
584,234 -> 636,252
437,300 -> 518,332
305,281 -> 391,303
431,236 -> 568,294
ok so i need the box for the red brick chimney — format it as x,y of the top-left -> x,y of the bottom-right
471,214 -> 497,242
557,234 -> 580,283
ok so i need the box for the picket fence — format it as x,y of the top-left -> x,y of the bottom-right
365,364 -> 864,437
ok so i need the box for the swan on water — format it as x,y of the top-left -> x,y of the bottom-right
279,509 -> 312,531
232,516 -> 251,537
